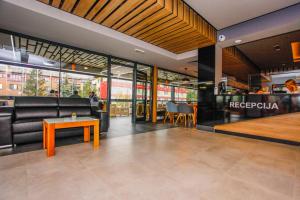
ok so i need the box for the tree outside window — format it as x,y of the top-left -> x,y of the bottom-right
23,69 -> 47,96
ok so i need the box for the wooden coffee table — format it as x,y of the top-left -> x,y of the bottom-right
43,117 -> 100,157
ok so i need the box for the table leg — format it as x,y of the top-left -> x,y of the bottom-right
47,124 -> 55,157
93,120 -> 100,149
84,126 -> 90,142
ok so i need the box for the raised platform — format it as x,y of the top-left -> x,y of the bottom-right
214,112 -> 300,145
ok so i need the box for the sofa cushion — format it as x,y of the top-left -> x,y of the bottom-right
58,98 -> 91,117
13,119 -> 43,134
15,97 -> 58,107
58,98 -> 91,107
13,131 -> 43,144
59,108 -> 91,118
14,97 -> 58,120
15,108 -> 58,120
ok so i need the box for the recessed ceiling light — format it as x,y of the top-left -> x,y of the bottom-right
274,44 -> 281,51
84,67 -> 88,70
134,48 -> 145,54
235,39 -> 242,44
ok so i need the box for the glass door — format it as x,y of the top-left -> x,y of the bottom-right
135,70 -> 148,122
110,64 -> 133,125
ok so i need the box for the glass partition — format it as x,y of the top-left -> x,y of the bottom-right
0,30 -> 154,124
156,68 -> 198,120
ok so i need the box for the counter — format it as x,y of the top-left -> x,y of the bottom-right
216,94 -> 300,119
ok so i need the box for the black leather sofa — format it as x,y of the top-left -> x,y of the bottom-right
0,97 -> 108,146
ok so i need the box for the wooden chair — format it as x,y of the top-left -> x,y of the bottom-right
146,104 -> 150,119
121,106 -> 130,116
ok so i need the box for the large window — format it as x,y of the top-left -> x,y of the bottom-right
175,87 -> 198,102
0,31 -> 108,108
0,64 -> 59,97
157,69 -> 198,103
111,79 -> 132,100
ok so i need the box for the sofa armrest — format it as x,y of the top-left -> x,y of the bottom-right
92,110 -> 108,132
0,113 -> 12,146
92,109 -> 102,119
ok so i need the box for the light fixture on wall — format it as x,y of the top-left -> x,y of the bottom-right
134,48 -> 145,54
218,35 -> 226,42
274,44 -> 281,51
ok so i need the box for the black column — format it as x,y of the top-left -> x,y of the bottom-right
197,45 -> 216,128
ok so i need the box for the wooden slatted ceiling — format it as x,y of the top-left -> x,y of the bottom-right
37,0 -> 216,54
223,47 -> 259,82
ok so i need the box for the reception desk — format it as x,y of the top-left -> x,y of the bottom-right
216,94 -> 300,120
214,94 -> 300,145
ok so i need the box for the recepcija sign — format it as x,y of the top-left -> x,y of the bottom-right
229,102 -> 279,110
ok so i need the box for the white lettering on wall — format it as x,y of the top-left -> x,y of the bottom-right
229,102 -> 279,110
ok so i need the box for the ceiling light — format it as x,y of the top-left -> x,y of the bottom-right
43,60 -> 55,66
84,67 -> 88,70
134,48 -> 145,54
235,39 -> 242,44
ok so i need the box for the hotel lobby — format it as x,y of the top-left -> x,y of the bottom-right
0,0 -> 300,199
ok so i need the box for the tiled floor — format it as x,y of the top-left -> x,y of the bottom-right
0,128 -> 299,200
107,117 -> 177,138
0,118 -> 176,156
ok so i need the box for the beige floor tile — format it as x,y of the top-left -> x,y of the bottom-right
294,178 -> 300,200
241,153 -> 297,177
0,152 -> 28,170
0,166 -> 28,200
165,160 -> 224,192
0,127 -> 299,200
200,176 -> 292,200
296,162 -> 300,179
227,155 -> 295,197
112,172 -> 186,200
191,145 -> 246,171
